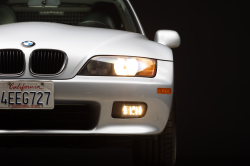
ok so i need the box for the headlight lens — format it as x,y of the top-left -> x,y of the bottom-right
78,56 -> 156,77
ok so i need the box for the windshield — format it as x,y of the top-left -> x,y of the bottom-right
0,0 -> 142,33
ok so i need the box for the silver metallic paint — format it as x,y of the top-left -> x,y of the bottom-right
155,30 -> 181,48
0,60 -> 173,135
0,22 -> 173,80
0,3 -> 175,135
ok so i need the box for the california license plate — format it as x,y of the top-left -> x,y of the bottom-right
0,81 -> 54,109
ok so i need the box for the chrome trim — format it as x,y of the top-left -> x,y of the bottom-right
0,130 -> 96,135
29,49 -> 68,77
126,0 -> 145,36
0,49 -> 26,77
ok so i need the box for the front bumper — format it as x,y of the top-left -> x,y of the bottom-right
0,60 -> 173,135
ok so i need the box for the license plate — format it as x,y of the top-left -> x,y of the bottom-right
0,81 -> 54,109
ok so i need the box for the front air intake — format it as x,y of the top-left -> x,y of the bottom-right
0,104 -> 100,130
0,49 -> 25,76
30,49 -> 67,76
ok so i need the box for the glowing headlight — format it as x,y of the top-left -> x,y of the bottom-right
78,56 -> 156,77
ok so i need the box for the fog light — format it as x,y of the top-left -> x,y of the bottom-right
112,102 -> 147,118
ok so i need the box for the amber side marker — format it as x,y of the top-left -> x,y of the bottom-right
157,88 -> 172,94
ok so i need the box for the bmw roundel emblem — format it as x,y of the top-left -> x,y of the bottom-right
22,41 -> 35,47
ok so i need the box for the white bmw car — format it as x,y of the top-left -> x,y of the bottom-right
0,0 -> 180,165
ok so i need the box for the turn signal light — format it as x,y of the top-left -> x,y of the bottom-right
157,88 -> 172,94
112,102 -> 147,118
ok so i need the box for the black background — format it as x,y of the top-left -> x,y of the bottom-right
131,0 -> 245,165
1,0 -> 246,165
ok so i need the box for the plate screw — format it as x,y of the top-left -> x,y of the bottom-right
7,82 -> 11,86
41,82 -> 44,86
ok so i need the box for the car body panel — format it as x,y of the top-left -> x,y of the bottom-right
0,0 -> 176,136
0,22 -> 173,79
0,60 -> 173,135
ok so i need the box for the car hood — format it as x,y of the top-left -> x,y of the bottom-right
0,22 -> 173,79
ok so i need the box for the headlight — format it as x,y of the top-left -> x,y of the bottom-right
77,56 -> 156,77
